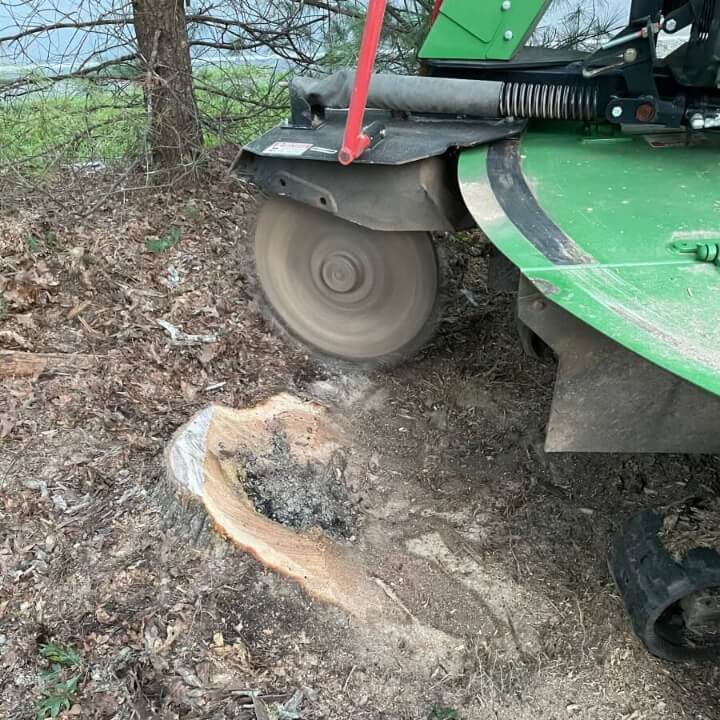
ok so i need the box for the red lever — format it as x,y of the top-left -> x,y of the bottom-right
338,0 -> 388,165
430,0 -> 444,23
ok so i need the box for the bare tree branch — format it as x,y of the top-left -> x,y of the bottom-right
0,18 -> 128,45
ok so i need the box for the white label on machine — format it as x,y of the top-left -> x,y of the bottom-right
264,141 -> 314,156
310,146 -> 338,155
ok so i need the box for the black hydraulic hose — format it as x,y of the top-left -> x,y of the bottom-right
292,69 -> 503,118
292,70 -> 602,121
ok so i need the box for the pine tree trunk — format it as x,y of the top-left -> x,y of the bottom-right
131,0 -> 203,171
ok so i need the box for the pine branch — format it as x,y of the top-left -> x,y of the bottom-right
0,18 -> 129,45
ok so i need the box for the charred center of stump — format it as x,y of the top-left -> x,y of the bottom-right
241,432 -> 356,540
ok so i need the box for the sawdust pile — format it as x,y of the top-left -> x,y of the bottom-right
241,429 -> 357,539
660,499 -> 720,561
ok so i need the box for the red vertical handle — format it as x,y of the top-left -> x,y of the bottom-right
430,0 -> 444,23
338,0 -> 388,165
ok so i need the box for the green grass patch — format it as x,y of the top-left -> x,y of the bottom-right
193,64 -> 289,146
145,226 -> 182,253
25,229 -> 60,254
428,706 -> 462,720
0,65 -> 288,172
0,86 -> 144,169
35,642 -> 83,719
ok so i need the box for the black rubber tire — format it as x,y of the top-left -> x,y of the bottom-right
253,196 -> 447,369
609,509 -> 720,662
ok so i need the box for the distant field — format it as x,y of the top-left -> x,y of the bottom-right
0,64 -> 287,171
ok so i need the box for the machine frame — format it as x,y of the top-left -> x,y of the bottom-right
236,0 -> 720,661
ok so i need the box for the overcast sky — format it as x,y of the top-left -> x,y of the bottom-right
0,0 -> 658,68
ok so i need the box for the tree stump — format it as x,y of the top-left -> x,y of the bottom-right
162,394 -> 391,621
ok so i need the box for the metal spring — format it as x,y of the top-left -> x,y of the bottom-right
698,0 -> 714,42
499,81 -> 599,121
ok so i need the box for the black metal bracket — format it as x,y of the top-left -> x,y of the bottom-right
663,0 -> 707,35
288,85 -> 325,129
605,94 -> 686,126
582,18 -> 659,95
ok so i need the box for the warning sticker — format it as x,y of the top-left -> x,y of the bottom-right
264,141 -> 313,156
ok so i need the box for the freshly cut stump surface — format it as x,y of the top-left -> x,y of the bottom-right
163,393 -> 471,676
164,395 -> 384,621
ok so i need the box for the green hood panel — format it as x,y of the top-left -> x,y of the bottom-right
419,0 -> 550,61
459,128 -> 720,396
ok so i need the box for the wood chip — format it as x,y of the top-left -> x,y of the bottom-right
0,351 -> 95,378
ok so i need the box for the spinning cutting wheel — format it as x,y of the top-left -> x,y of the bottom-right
254,197 -> 441,364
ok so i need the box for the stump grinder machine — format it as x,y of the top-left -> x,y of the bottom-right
235,0 -> 720,661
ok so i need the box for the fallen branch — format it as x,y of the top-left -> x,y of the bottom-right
0,351 -> 95,378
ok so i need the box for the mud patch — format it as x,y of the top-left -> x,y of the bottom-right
242,429 -> 357,539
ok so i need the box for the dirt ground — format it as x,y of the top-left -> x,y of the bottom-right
1,166 -> 719,720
